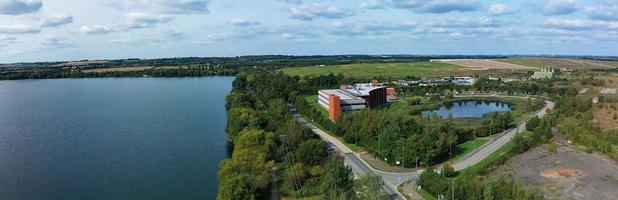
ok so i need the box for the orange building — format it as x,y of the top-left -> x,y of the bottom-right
318,80 -> 389,122
328,95 -> 340,122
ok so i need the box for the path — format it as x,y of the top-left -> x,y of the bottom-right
291,95 -> 555,200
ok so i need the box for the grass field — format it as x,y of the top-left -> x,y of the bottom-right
281,62 -> 467,78
450,138 -> 489,162
498,58 -> 618,70
304,95 -> 327,118
441,59 -> 535,70
460,141 -> 514,176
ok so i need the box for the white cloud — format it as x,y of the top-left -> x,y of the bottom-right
0,23 -> 41,34
125,13 -> 173,29
289,4 -> 354,20
109,29 -> 185,47
541,0 -> 577,16
77,24 -> 117,34
543,18 -> 602,31
277,0 -> 302,4
41,14 -> 74,27
0,0 -> 42,15
195,34 -> 227,44
109,0 -> 209,14
360,0 -> 384,10
390,0 -> 480,13
0,36 -> 17,47
40,36 -> 74,48
229,18 -> 260,27
78,13 -> 173,34
487,4 -> 516,16
430,17 -> 500,28
585,4 -> 618,21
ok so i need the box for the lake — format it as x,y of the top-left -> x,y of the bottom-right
0,77 -> 234,200
421,100 -> 512,119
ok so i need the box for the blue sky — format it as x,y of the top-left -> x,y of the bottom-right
0,0 -> 617,63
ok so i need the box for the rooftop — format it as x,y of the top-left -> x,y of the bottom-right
600,88 -> 617,95
319,89 -> 363,100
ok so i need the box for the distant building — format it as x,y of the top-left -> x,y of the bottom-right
445,76 -> 475,86
318,80 -> 390,122
578,88 -> 589,95
592,96 -> 599,104
532,66 -> 556,79
599,88 -> 618,102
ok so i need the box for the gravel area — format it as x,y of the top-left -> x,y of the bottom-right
490,130 -> 618,200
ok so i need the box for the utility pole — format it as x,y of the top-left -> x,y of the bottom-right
452,178 -> 455,200
401,140 -> 404,167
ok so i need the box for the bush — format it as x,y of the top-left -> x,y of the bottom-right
417,169 -> 448,195
295,139 -> 327,166
526,116 -> 540,131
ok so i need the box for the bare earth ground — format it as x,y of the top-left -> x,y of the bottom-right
440,59 -> 536,71
499,58 -> 618,70
82,66 -> 153,73
592,103 -> 618,131
490,131 -> 618,200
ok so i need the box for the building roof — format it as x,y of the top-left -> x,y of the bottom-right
319,89 -> 362,100
600,88 -> 617,95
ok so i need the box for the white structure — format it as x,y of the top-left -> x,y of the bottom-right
446,76 -> 475,86
532,66 -> 555,79
318,90 -> 366,111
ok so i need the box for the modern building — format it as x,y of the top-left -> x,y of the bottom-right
445,76 -> 475,85
600,88 -> 618,102
532,66 -> 556,79
318,80 -> 390,122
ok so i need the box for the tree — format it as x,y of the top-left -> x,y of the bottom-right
443,89 -> 454,99
417,169 -> 448,196
354,176 -> 387,200
442,162 -> 456,177
217,148 -> 274,200
526,116 -> 540,131
295,139 -> 327,166
321,157 -> 353,200
483,184 -> 494,200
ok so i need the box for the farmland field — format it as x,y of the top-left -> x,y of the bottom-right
440,59 -> 536,70
280,62 -> 467,78
82,66 -> 153,73
498,58 -> 618,70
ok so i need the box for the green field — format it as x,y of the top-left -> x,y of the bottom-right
450,138 -> 489,162
305,95 -> 327,118
460,141 -> 514,176
281,62 -> 466,78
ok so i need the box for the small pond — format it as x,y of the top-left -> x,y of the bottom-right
421,100 -> 512,119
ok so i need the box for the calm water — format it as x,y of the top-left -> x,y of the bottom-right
421,100 -> 512,119
0,77 -> 234,200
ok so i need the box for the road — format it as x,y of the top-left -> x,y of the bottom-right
291,96 -> 555,200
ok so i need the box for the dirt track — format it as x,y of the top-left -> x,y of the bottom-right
490,130 -> 618,200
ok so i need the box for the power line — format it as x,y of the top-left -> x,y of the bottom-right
266,115 -> 307,198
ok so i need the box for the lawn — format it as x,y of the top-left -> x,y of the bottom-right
450,138 -> 489,162
281,62 -> 467,78
304,95 -> 328,118
459,141 -> 514,176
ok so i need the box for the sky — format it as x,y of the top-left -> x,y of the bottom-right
0,0 -> 617,63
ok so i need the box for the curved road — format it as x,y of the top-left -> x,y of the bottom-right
292,96 -> 555,200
